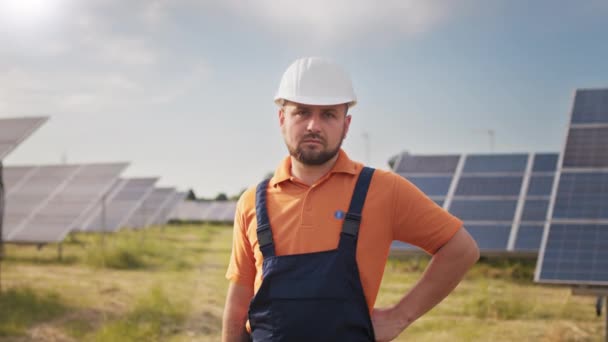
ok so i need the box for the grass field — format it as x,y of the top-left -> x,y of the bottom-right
0,224 -> 605,341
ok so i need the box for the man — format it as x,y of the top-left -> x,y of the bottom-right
222,57 -> 479,342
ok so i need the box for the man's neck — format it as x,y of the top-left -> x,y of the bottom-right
290,154 -> 340,186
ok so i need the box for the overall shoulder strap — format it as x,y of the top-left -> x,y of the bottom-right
341,167 -> 375,243
255,179 -> 275,258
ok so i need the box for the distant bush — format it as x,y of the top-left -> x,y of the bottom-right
0,287 -> 66,336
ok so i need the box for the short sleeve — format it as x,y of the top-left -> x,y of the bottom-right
225,195 -> 256,287
391,174 -> 462,254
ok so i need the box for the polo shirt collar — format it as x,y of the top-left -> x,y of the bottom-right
270,149 -> 357,187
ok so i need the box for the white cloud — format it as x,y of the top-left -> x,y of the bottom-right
217,0 -> 461,44
150,60 -> 213,105
92,36 -> 158,66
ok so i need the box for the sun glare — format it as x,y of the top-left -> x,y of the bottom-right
0,0 -> 66,30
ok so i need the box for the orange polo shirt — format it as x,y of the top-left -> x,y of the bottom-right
226,149 -> 462,312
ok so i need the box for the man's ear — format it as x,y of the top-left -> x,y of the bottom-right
343,114 -> 352,139
278,108 -> 285,126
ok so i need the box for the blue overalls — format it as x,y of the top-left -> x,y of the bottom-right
248,167 -> 376,342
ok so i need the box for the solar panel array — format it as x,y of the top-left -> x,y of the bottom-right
81,178 -> 158,233
0,116 -> 187,246
0,117 -> 47,160
170,200 -> 237,223
3,165 -> 82,240
391,152 -> 558,255
153,191 -> 187,226
6,163 -> 128,243
536,88 -> 608,285
125,187 -> 176,229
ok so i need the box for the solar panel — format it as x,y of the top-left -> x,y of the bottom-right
3,165 -> 81,240
552,173 -> 608,220
206,202 -> 224,221
536,88 -> 608,285
221,201 -> 238,221
152,191 -> 186,226
80,178 -> 157,232
532,153 -> 559,172
562,127 -> 608,168
450,199 -> 518,222
401,175 -> 453,196
465,224 -> 512,251
527,175 -> 554,196
514,224 -> 544,251
462,154 -> 528,173
146,189 -> 177,227
520,199 -> 550,222
170,201 -> 209,221
2,166 -> 38,195
70,178 -> 128,232
163,192 -> 188,223
170,200 -> 238,222
539,224 -> 608,282
394,154 -> 460,173
455,176 -> 522,196
0,117 -> 48,160
125,188 -> 175,228
571,88 -> 608,124
391,151 -> 560,255
8,163 -> 128,243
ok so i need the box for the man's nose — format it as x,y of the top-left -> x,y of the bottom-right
306,117 -> 321,132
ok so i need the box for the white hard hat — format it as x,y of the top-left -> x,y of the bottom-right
274,57 -> 357,108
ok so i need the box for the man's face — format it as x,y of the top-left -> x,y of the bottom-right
279,101 -> 351,166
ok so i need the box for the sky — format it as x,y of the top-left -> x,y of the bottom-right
1,0 -> 607,198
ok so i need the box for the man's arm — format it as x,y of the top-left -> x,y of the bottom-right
372,227 -> 479,342
222,281 -> 254,342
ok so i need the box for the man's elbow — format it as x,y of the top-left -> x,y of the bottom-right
440,226 -> 480,267
467,236 -> 480,266
460,227 -> 480,267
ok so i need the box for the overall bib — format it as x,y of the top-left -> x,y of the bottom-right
248,167 -> 376,342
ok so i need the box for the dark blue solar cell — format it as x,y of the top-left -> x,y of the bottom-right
455,176 -> 522,196
450,200 -> 518,221
527,175 -> 554,196
403,176 -> 452,196
465,225 -> 511,251
571,89 -> 608,124
539,224 -> 608,283
395,154 -> 460,173
514,225 -> 543,251
532,154 -> 559,172
563,127 -> 608,168
463,154 -> 528,173
434,200 -> 444,207
553,172 -> 608,220
521,199 -> 549,222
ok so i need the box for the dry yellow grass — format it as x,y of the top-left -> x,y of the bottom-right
0,224 -> 605,341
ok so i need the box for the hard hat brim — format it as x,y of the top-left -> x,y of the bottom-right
274,95 -> 357,108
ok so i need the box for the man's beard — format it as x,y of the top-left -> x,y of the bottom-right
287,133 -> 343,166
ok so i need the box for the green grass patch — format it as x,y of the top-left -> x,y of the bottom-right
84,226 -> 217,270
0,287 -> 67,336
466,257 -> 537,283
90,285 -> 190,342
